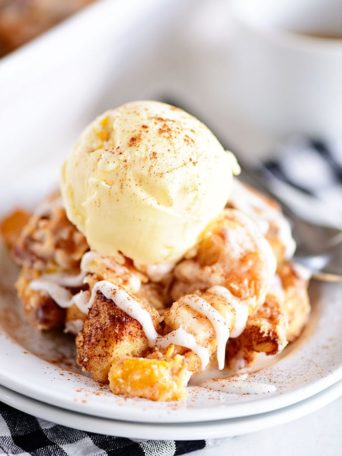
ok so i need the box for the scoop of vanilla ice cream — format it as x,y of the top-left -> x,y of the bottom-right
60,101 -> 239,264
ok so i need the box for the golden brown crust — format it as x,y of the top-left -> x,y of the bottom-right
229,294 -> 287,360
165,290 -> 232,354
83,252 -> 147,296
228,181 -> 292,263
137,282 -> 168,312
107,262 -> 309,400
4,187 -> 311,401
76,291 -> 160,383
227,261 -> 310,366
13,194 -> 88,272
66,303 -> 87,325
279,262 -> 310,342
171,209 -> 274,309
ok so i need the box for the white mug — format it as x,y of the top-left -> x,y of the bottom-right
229,0 -> 342,140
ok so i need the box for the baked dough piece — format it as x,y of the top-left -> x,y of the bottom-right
5,195 -> 87,330
227,262 -> 310,365
16,267 -> 65,330
76,288 -> 160,383
1,186 -> 311,402
13,193 -> 88,272
228,181 -> 295,263
107,209 -> 277,401
171,208 -> 276,311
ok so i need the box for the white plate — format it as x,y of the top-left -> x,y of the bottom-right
0,0 -> 341,428
0,382 -> 341,440
0,244 -> 341,424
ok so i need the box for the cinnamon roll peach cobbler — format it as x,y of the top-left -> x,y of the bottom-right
0,101 -> 310,401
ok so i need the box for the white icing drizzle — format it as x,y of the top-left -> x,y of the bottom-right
30,252 -> 97,291
202,378 -> 277,394
268,275 -> 285,300
209,286 -> 249,338
146,262 -> 174,282
87,280 -> 158,345
232,181 -> 296,259
182,295 -> 229,370
233,209 -> 277,282
28,252 -> 97,309
39,251 -> 140,286
64,319 -> 84,335
169,285 -> 249,371
91,253 -> 141,292
30,280 -> 73,308
43,271 -> 85,288
128,274 -> 142,293
31,250 -> 141,293
39,251 -> 96,288
34,197 -> 64,217
29,276 -> 156,344
85,252 -> 142,292
71,290 -> 90,314
157,328 -> 210,370
81,251 -> 102,269
29,280 -> 89,314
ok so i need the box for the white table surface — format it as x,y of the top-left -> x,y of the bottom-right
194,398 -> 342,456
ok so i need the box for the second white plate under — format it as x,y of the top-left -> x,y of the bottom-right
0,244 -> 341,424
0,382 -> 341,440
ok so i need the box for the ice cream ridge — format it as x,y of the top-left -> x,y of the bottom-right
61,101 -> 240,265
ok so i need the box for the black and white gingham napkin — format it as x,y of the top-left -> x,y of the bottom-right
261,137 -> 342,227
264,137 -> 342,204
0,401 -> 212,456
1,134 -> 341,456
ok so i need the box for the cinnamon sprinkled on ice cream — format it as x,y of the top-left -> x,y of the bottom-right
60,101 -> 239,264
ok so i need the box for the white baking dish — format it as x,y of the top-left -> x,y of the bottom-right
2,0 -> 277,213
0,0 -> 196,213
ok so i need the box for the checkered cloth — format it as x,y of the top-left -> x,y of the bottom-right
260,136 -> 342,227
161,96 -> 342,227
265,138 -> 342,195
0,402 -> 212,455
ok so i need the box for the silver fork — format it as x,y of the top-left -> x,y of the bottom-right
240,164 -> 342,282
